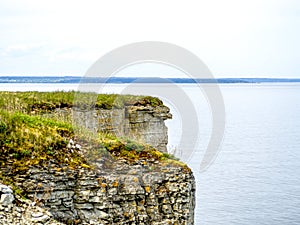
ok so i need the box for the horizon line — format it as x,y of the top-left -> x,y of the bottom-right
0,75 -> 300,79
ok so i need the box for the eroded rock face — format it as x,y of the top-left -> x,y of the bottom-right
0,184 -> 63,225
10,156 -> 195,225
57,105 -> 172,152
1,101 -> 196,224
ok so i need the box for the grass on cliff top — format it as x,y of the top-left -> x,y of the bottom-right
0,91 -> 163,114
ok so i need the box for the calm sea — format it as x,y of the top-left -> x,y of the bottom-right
1,83 -> 300,225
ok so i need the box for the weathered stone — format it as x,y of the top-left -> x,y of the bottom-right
95,210 -> 109,219
5,161 -> 195,224
0,193 -> 14,206
62,198 -> 73,208
68,104 -> 171,152
0,184 -> 13,194
0,184 -> 14,206
0,101 -> 196,225
74,203 -> 93,210
0,184 -> 64,225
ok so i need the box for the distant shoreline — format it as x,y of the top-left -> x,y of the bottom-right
0,76 -> 300,84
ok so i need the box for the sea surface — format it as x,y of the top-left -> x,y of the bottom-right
1,83 -> 300,225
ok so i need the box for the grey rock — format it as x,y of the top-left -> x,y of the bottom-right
0,183 -> 64,225
31,214 -> 49,223
0,193 -> 14,206
69,104 -> 171,152
0,102 -> 196,225
0,184 -> 13,194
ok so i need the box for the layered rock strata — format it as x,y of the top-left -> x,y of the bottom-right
0,184 -> 63,225
1,97 -> 196,225
3,155 -> 195,225
56,105 -> 172,152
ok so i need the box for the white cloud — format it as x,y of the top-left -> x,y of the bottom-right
1,43 -> 46,57
47,46 -> 102,62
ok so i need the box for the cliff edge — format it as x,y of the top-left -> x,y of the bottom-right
0,91 -> 195,225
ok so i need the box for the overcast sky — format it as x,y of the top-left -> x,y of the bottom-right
0,0 -> 299,77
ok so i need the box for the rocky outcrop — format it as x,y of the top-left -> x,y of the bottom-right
4,154 -> 195,225
0,97 -> 196,225
0,184 -> 14,206
56,105 -> 172,152
0,184 -> 63,225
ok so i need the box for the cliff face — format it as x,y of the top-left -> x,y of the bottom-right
0,184 -> 63,225
59,105 -> 172,152
8,157 -> 195,225
0,92 -> 195,225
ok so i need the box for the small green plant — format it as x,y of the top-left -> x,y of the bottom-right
124,139 -> 145,152
161,152 -> 178,160
0,121 -> 7,133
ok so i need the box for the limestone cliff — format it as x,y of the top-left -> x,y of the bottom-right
0,92 -> 195,225
7,157 -> 195,224
0,184 -> 63,224
56,104 -> 172,152
1,148 -> 195,225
